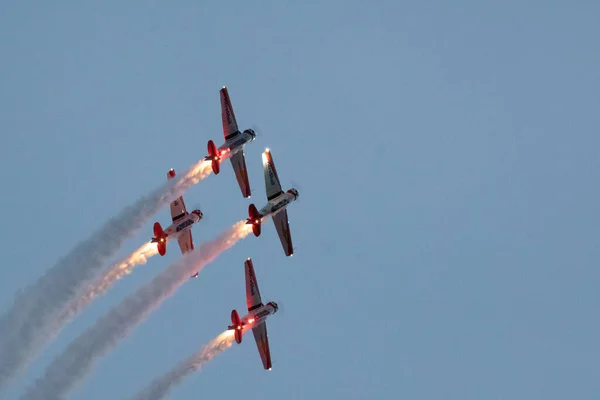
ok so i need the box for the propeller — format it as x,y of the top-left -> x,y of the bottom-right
251,123 -> 265,139
275,300 -> 285,318
290,179 -> 303,192
189,202 -> 208,222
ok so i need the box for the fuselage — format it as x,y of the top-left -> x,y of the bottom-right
241,301 -> 278,329
259,189 -> 299,218
163,212 -> 202,238
218,129 -> 256,156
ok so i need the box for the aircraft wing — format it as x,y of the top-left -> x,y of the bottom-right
167,169 -> 187,222
229,151 -> 251,198
252,323 -> 273,370
176,229 -> 194,254
262,149 -> 283,201
220,87 -> 240,140
272,209 -> 294,257
170,196 -> 188,222
245,258 -> 263,311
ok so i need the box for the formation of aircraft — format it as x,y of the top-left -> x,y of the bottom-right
149,86 -> 298,370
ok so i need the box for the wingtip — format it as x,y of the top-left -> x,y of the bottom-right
262,148 -> 272,163
167,168 -> 176,180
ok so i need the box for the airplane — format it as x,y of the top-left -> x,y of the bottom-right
227,258 -> 279,370
204,86 -> 256,198
246,149 -> 299,257
151,168 -> 203,278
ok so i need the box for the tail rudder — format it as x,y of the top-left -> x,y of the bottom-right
207,140 -> 221,174
152,222 -> 168,256
153,222 -> 165,239
234,329 -> 242,344
246,204 -> 262,237
228,309 -> 243,344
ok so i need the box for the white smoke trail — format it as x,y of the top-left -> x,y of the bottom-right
130,331 -> 234,400
0,159 -> 213,390
57,242 -> 159,329
20,220 -> 252,400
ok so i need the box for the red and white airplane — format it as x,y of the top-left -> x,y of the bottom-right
204,86 -> 256,198
246,149 -> 299,257
151,169 -> 203,277
228,258 -> 279,370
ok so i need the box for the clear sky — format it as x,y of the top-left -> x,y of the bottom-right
1,1 -> 599,399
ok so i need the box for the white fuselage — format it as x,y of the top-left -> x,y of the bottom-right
164,212 -> 201,238
241,302 -> 277,328
259,191 -> 298,218
218,130 -> 255,155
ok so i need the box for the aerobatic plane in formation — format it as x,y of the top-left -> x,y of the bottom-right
151,168 -> 203,278
204,86 -> 256,198
246,149 -> 299,257
227,258 -> 279,370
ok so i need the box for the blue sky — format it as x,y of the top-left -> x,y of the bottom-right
1,1 -> 599,399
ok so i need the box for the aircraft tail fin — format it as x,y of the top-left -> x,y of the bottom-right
207,140 -> 221,174
151,222 -> 168,256
228,309 -> 243,344
246,204 -> 262,237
